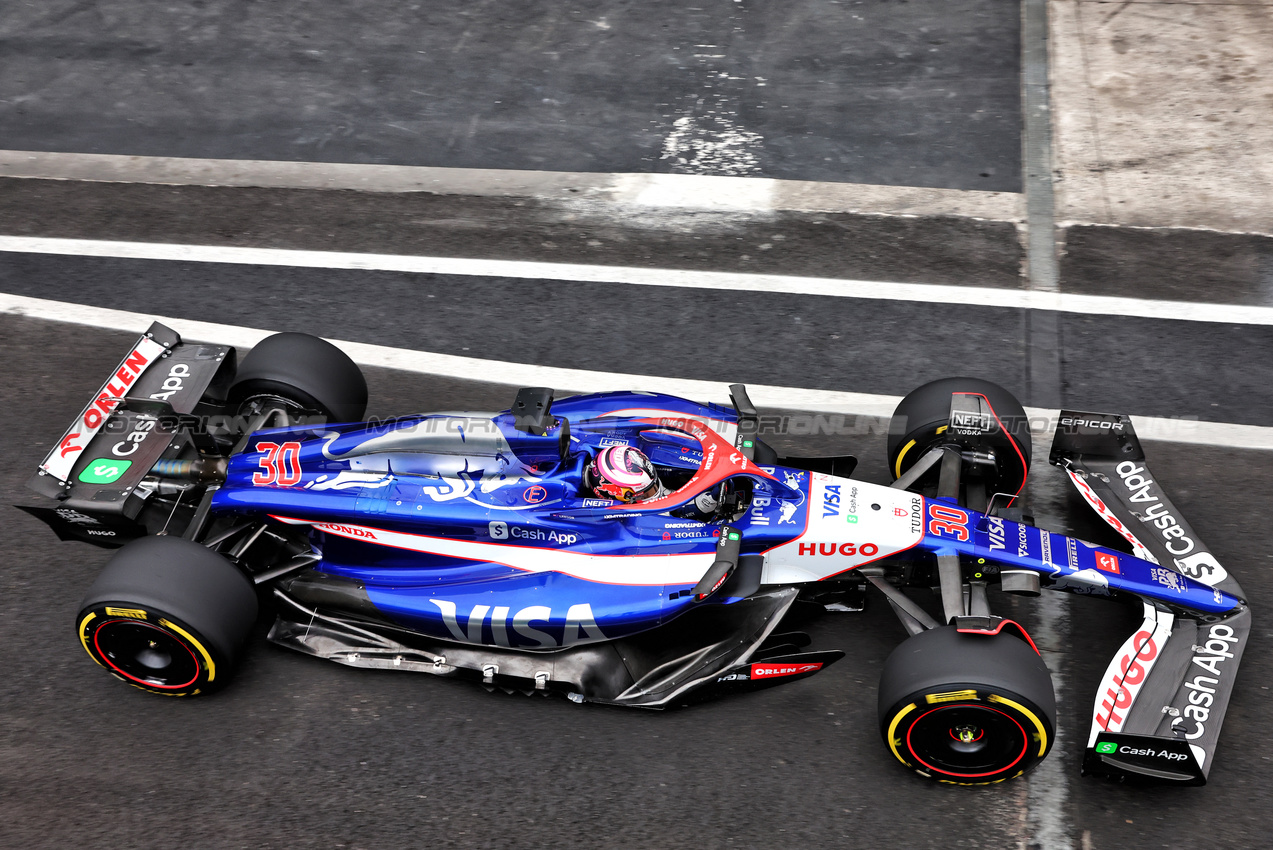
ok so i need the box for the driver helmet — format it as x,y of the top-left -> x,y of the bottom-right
587,445 -> 664,503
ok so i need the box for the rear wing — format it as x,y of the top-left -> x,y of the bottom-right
1050,411 -> 1250,784
26,321 -> 235,520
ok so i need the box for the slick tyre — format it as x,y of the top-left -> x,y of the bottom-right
76,536 -> 258,696
878,626 -> 1056,784
228,332 -> 368,423
886,377 -> 1031,496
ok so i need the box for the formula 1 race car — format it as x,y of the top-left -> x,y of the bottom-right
21,323 -> 1249,786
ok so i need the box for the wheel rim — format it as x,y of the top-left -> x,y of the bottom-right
905,703 -> 1028,778
93,619 -> 201,690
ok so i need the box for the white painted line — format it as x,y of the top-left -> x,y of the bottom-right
3,235 -> 1273,327
0,291 -> 901,414
4,291 -> 1273,451
0,149 -> 1023,221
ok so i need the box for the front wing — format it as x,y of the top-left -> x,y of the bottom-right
1051,412 -> 1250,784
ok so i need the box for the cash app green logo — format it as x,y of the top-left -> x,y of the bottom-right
79,459 -> 132,485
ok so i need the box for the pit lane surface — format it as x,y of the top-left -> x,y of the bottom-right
0,0 -> 1021,191
4,315 -> 1272,850
3,248 -> 1272,427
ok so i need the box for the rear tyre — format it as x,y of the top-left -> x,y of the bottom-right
228,332 -> 368,423
878,626 -> 1056,784
886,377 -> 1031,496
76,536 -> 258,696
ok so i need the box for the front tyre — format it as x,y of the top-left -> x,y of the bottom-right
886,376 -> 1031,497
878,626 -> 1056,784
76,537 -> 258,696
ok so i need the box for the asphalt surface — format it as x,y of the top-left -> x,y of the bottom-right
0,0 -> 1022,191
2,249 -> 1271,428
4,316 -> 1272,849
0,178 -> 1025,288
1060,226 -> 1273,307
11,177 -> 1273,308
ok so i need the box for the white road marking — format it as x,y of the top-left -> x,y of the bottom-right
0,149 -> 1022,220
4,291 -> 1273,451
2,234 -> 1272,327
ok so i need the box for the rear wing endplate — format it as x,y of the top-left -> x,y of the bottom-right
27,321 -> 234,518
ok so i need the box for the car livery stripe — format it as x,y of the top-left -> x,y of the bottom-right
1065,469 -> 1158,563
271,515 -> 715,586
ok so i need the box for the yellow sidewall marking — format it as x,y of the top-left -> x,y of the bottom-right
893,439 -> 917,480
104,606 -> 147,619
886,703 -> 918,764
940,776 -> 1011,786
159,618 -> 216,682
936,425 -> 948,434
989,693 -> 1048,756
78,612 -> 104,667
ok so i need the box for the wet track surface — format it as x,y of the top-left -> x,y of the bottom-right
4,317 -> 1273,849
0,0 -> 1021,190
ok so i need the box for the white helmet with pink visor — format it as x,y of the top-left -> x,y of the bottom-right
587,445 -> 665,503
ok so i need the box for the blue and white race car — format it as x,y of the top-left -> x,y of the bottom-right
22,324 -> 1249,786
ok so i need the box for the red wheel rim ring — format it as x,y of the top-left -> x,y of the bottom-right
906,703 -> 1028,778
93,618 -> 201,690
